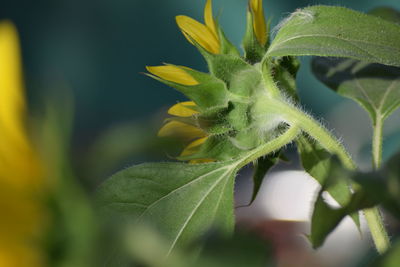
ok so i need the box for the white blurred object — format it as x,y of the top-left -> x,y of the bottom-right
236,170 -> 370,267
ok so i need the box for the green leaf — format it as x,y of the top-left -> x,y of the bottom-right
296,136 -> 360,228
96,160 -> 239,256
309,151 -> 400,248
271,56 -> 300,100
268,6 -> 400,67
250,154 -> 279,204
311,7 -> 400,127
312,57 -> 400,125
308,157 -> 367,248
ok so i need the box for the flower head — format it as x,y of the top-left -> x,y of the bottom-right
147,0 -> 287,163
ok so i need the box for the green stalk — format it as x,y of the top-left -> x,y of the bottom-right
366,115 -> 390,254
269,99 -> 356,169
372,117 -> 383,170
364,208 -> 390,254
238,124 -> 300,168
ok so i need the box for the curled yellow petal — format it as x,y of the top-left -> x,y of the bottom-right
250,0 -> 267,46
176,15 -> 220,54
180,136 -> 208,156
204,0 -> 218,40
168,101 -> 198,117
158,121 -> 205,138
146,65 -> 198,86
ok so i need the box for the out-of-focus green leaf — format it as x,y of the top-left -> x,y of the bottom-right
310,151 -> 400,248
193,231 -> 274,267
268,6 -> 400,67
311,57 -> 400,125
96,160 -> 238,256
311,7 -> 400,127
308,157 -> 369,248
368,7 -> 400,24
39,92 -> 95,267
296,136 -> 359,228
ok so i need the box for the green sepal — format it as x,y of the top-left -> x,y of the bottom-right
217,24 -> 241,57
209,54 -> 252,85
228,64 -> 262,97
243,10 -> 266,64
250,153 -> 280,204
177,135 -> 245,161
271,56 -> 300,101
230,127 -> 264,151
226,102 -> 251,131
296,136 -> 360,229
147,67 -> 229,110
184,33 -> 247,84
198,109 -> 233,135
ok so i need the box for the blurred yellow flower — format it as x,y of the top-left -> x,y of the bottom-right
176,0 -> 220,54
250,0 -> 267,45
0,21 -> 46,267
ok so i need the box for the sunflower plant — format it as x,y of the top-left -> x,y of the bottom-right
97,0 -> 400,258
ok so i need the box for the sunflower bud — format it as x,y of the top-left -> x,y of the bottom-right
148,0 -> 298,162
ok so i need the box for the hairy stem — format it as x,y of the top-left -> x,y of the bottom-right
364,207 -> 390,254
269,99 -> 356,169
367,115 -> 390,254
372,117 -> 383,170
238,124 -> 300,169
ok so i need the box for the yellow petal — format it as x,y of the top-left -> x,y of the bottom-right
176,15 -> 220,54
189,158 -> 215,164
146,65 -> 198,86
250,0 -> 267,45
158,121 -> 205,138
180,136 -> 208,156
204,0 -> 219,41
168,101 -> 198,117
